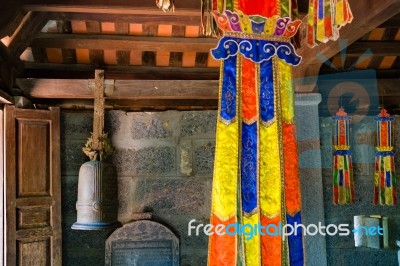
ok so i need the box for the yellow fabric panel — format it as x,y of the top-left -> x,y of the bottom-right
260,122 -> 281,218
374,173 -> 379,187
264,16 -> 279,36
338,155 -> 344,170
237,10 -> 253,34
335,0 -> 344,25
385,187 -> 393,205
243,213 -> 261,266
277,59 -> 294,123
384,156 -> 391,170
317,18 -> 325,42
307,0 -> 315,31
211,120 -> 239,220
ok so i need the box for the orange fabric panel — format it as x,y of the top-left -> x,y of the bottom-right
241,57 -> 257,123
238,0 -> 278,17
283,123 -> 301,215
260,215 -> 282,266
208,215 -> 237,266
381,122 -> 388,147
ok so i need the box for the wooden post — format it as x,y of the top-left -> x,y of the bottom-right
93,69 -> 105,151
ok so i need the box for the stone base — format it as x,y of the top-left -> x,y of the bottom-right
71,221 -> 121,230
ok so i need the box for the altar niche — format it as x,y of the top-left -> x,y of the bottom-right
105,220 -> 179,266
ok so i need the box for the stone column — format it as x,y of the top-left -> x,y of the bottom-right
295,93 -> 327,266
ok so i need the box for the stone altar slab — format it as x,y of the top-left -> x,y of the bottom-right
105,220 -> 179,266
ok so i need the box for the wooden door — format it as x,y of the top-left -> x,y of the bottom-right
5,106 -> 61,266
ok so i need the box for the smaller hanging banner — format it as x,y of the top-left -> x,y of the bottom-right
332,108 -> 354,205
374,108 -> 397,206
307,0 -> 353,47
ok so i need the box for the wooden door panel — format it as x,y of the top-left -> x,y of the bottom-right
17,120 -> 50,197
5,106 -> 61,266
17,207 -> 51,229
18,239 -> 50,265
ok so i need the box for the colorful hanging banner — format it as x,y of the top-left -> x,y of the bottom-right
205,0 -> 354,265
332,108 -> 354,205
201,0 -> 300,37
307,0 -> 353,47
208,9 -> 303,266
374,108 -> 397,206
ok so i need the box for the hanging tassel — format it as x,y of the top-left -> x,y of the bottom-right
307,0 -> 353,47
374,108 -> 397,206
156,0 -> 175,12
332,108 -> 354,205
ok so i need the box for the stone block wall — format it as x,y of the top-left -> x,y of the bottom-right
61,110 -> 216,266
60,108 -> 400,266
320,115 -> 400,266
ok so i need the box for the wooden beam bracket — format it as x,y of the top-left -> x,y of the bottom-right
88,79 -> 115,95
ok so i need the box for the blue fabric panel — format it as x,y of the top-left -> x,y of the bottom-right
241,122 -> 258,213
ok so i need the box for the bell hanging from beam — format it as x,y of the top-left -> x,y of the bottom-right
72,69 -> 120,230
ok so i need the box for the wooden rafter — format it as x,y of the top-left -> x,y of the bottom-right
380,13 -> 400,28
345,41 -> 400,56
0,8 -> 24,39
8,11 -> 49,57
30,33 -> 217,52
320,68 -> 400,79
20,0 -> 200,16
48,12 -> 201,26
20,63 -> 220,80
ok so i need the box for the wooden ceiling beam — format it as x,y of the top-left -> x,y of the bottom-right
345,41 -> 400,57
48,12 -> 201,26
319,68 -> 400,79
30,33 -> 217,52
20,62 -> 220,80
379,12 -> 400,28
21,0 -> 200,16
294,0 -> 400,92
17,78 -> 400,100
31,99 -> 219,111
17,77 -> 400,111
8,11 -> 50,57
16,79 -> 219,100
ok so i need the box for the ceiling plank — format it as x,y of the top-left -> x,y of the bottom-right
30,33 -> 217,52
8,11 -> 50,58
16,79 -> 219,100
294,0 -> 400,92
47,12 -> 201,26
21,0 -> 200,16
